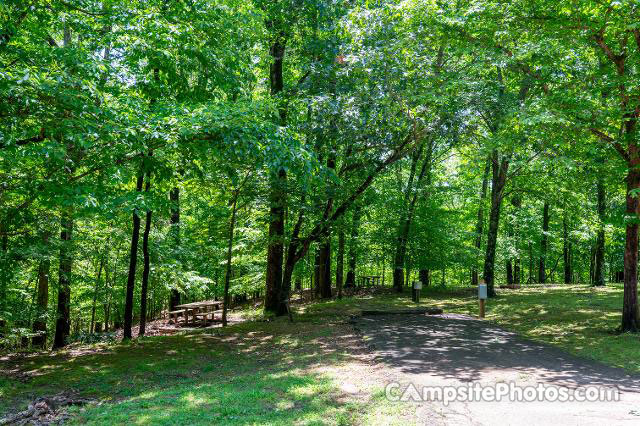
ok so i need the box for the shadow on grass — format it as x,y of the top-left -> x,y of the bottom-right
1,317 -> 386,425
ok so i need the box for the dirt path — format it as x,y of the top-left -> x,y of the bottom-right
356,313 -> 640,425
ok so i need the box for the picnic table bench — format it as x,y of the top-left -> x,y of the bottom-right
358,275 -> 382,287
175,300 -> 224,326
168,309 -> 186,323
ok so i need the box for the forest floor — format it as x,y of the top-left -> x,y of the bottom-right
1,283 -> 638,424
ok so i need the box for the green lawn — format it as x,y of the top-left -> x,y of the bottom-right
0,308 -> 409,425
1,283 -> 638,424
421,283 -> 639,372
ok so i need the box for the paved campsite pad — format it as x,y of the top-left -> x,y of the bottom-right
356,313 -> 640,425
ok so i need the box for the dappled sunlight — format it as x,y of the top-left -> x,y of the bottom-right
2,284 -> 639,423
181,392 -> 212,408
357,313 -> 640,393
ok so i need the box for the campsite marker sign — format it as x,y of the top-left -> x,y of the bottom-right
478,280 -> 487,318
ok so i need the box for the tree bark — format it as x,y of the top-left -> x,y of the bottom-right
265,169 -> 286,314
52,25 -> 75,351
277,131 -> 418,313
473,156 -> 491,286
393,145 -> 421,291
139,171 -> 152,337
563,213 -> 572,284
538,201 -> 550,284
123,171 -> 144,340
318,238 -> 332,298
336,228 -> 345,299
318,153 -> 337,299
89,251 -> 106,334
506,258 -> 514,286
345,205 -> 361,288
313,248 -> 321,299
419,269 -> 430,287
528,241 -> 534,284
393,140 -> 433,292
53,209 -> 73,349
512,196 -> 522,286
169,186 -> 180,310
32,233 -> 50,348
0,227 -> 8,335
222,191 -> 238,326
593,176 -> 606,286
483,150 -> 509,297
622,159 -> 640,332
264,35 -> 288,315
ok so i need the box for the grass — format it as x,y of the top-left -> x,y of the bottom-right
0,307 -> 411,425
1,282 -> 639,424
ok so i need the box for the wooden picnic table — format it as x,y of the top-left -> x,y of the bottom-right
175,300 -> 224,325
358,275 -> 382,287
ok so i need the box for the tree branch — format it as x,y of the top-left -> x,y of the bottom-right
293,130 -> 421,263
590,127 -> 629,161
1,128 -> 47,149
593,31 -> 625,74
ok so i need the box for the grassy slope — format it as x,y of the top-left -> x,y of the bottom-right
1,283 -> 638,424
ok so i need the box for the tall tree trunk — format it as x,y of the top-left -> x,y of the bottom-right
483,150 -> 509,297
264,37 -> 287,315
419,269 -> 430,287
593,176 -> 606,286
393,145 -> 421,291
222,191 -> 238,326
138,172 -> 152,337
336,228 -> 345,299
89,251 -> 106,333
265,169 -> 286,313
52,24 -> 75,351
317,153 -> 337,300
123,171 -> 144,340
528,241 -> 534,284
32,233 -> 50,348
169,186 -> 181,310
473,156 -> 491,286
313,248 -> 321,298
506,259 -> 514,286
0,228 -> 8,335
53,209 -> 73,349
318,238 -> 331,298
345,205 -> 361,288
512,196 -> 522,286
506,208 -> 515,285
538,201 -> 550,284
563,213 -> 572,284
393,140 -> 433,292
276,131 -> 415,310
622,159 -> 640,332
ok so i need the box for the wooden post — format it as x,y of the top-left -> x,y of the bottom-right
412,281 -> 422,303
478,279 -> 487,318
